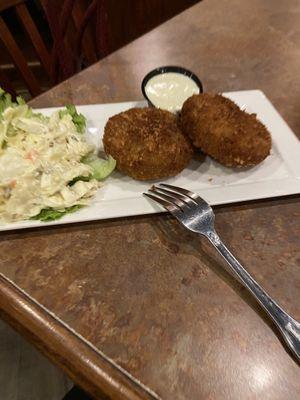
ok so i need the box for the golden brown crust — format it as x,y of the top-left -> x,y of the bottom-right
181,93 -> 272,167
103,107 -> 194,180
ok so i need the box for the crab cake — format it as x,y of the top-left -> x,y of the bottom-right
103,107 -> 193,180
181,93 -> 272,167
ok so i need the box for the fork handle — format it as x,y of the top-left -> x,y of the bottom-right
207,230 -> 300,361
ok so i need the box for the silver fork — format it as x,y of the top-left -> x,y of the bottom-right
144,183 -> 300,361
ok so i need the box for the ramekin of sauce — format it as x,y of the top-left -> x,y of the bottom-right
141,66 -> 203,113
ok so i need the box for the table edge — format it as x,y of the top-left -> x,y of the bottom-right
0,274 -> 160,400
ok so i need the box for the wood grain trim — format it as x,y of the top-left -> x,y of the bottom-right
0,15 -> 41,96
0,0 -> 24,13
16,3 -> 52,78
0,274 -> 160,400
72,1 -> 98,65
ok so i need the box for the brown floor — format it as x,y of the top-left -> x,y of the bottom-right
0,320 -> 72,400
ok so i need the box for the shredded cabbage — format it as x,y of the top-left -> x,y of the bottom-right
59,104 -> 86,133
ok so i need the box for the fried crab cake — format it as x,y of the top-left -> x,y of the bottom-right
103,107 -> 193,180
181,93 -> 272,167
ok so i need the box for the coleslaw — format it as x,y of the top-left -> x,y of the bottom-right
0,89 -> 115,223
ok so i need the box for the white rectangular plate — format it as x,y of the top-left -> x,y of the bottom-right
1,90 -> 299,231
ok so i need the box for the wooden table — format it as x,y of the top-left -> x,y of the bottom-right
1,0 -> 300,399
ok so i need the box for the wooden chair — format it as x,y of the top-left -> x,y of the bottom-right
0,0 -> 51,97
0,0 -> 109,98
41,0 -> 108,85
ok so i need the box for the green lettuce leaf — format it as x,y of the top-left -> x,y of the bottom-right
59,104 -> 86,133
0,88 -> 13,115
0,88 -> 26,112
82,154 -> 116,180
30,205 -> 83,222
16,96 -> 26,105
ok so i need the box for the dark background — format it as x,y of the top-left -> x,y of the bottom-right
0,0 -> 199,98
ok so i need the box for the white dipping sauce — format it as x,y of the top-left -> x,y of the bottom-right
145,72 -> 200,112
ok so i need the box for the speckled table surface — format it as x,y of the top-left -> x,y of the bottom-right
1,0 -> 300,399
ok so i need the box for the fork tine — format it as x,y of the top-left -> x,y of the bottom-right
143,192 -> 180,214
143,192 -> 171,209
149,187 -> 187,210
153,186 -> 197,208
159,183 -> 206,204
